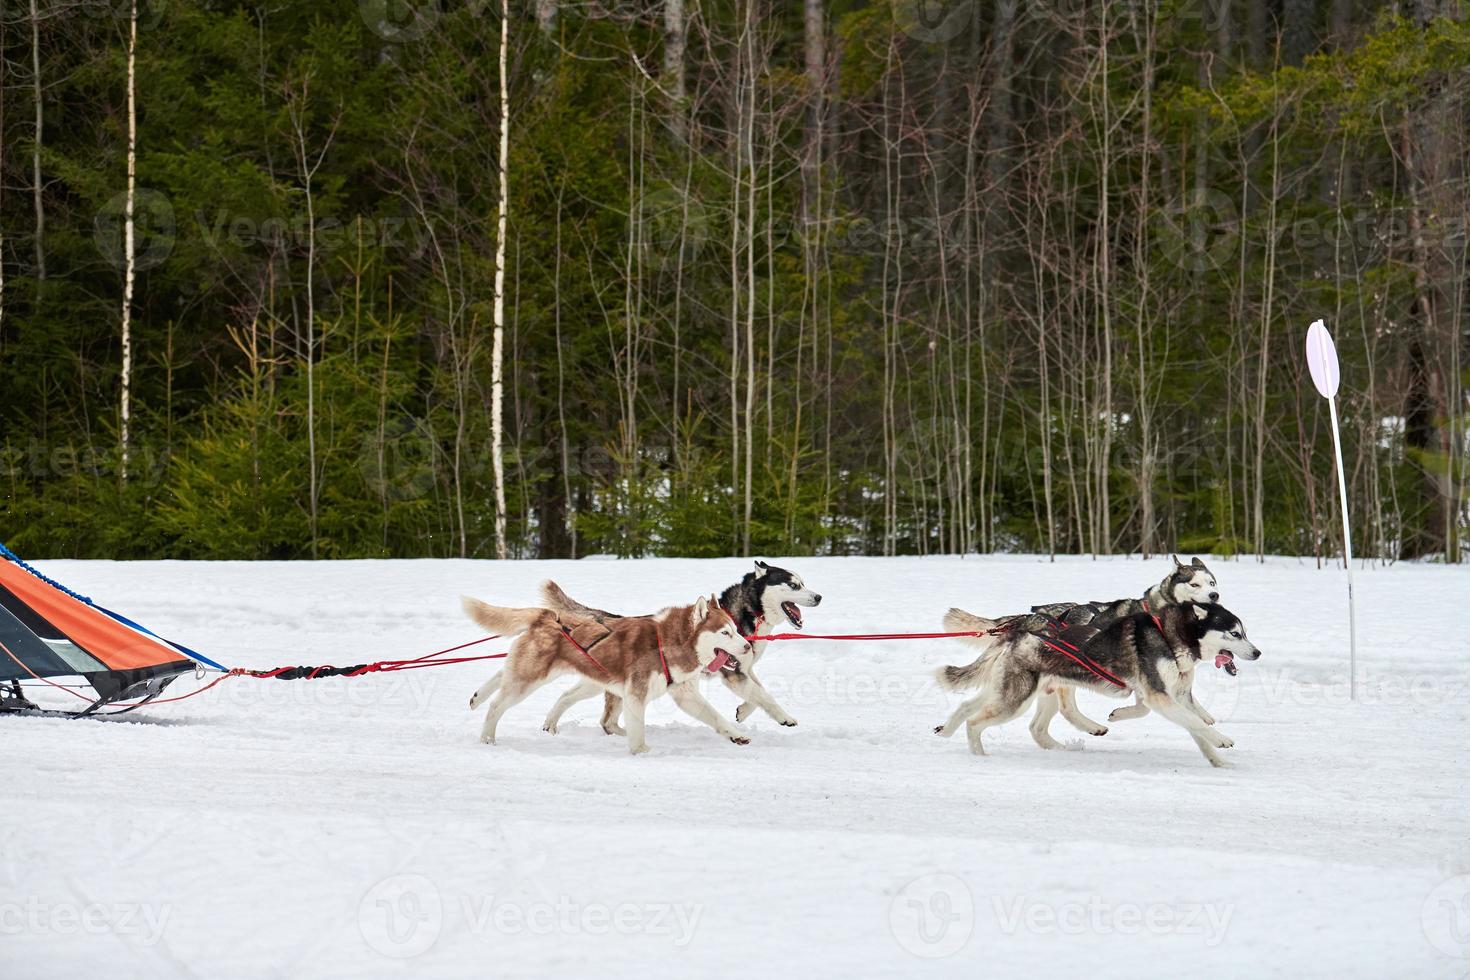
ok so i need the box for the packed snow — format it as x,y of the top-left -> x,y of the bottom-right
3,555 -> 1468,979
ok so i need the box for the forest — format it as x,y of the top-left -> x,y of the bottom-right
0,0 -> 1466,562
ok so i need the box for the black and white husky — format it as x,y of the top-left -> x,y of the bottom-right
935,602 -> 1261,767
959,556 -> 1224,746
538,561 -> 821,733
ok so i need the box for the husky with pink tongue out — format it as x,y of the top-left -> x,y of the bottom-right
936,602 -> 1261,768
538,561 -> 822,735
463,594 -> 752,755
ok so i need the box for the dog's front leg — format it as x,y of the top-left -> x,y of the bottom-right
724,671 -> 797,727
1141,689 -> 1233,766
1108,695 -> 1151,723
669,682 -> 750,745
1186,691 -> 1216,726
1172,665 -> 1216,726
1181,681 -> 1217,728
623,695 -> 650,755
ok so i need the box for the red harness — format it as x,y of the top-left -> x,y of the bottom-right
1141,599 -> 1165,634
558,624 -> 612,676
654,626 -> 673,685
720,604 -> 763,638
1036,632 -> 1129,689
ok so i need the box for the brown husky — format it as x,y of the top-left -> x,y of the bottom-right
463,593 -> 752,754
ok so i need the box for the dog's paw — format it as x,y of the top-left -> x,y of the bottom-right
729,735 -> 751,746
628,743 -> 651,755
1208,755 -> 1234,768
542,722 -> 559,735
1088,725 -> 1108,737
603,724 -> 626,737
479,734 -> 496,745
1198,712 -> 1216,726
1215,733 -> 1235,749
933,724 -> 948,737
779,718 -> 798,727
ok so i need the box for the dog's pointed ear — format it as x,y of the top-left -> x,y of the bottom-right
1171,553 -> 1184,568
1191,556 -> 1206,568
693,595 -> 709,622
1193,603 -> 1209,621
754,560 -> 768,578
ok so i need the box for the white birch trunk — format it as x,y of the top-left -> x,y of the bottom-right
119,0 -> 138,481
491,0 -> 511,560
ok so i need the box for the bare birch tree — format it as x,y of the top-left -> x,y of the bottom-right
119,0 -> 138,481
491,0 -> 511,560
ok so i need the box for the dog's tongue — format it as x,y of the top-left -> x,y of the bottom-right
707,652 -> 730,673
1215,653 -> 1238,676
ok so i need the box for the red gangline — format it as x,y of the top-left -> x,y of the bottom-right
753,630 -> 988,642
1,634 -> 512,714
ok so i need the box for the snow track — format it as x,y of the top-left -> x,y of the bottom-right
3,556 -> 1468,978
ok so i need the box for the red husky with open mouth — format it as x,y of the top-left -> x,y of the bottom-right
464,592 -> 751,755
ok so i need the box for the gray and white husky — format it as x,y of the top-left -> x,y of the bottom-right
935,602 -> 1261,767
538,561 -> 821,733
955,556 -> 1223,746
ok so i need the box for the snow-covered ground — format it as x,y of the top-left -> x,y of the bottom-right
3,555 -> 1468,979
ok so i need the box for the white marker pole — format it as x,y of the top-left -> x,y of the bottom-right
1305,319 -> 1356,700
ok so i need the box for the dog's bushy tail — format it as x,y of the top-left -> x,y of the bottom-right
942,608 -> 998,644
460,597 -> 554,637
936,608 -> 1002,691
539,580 -> 617,622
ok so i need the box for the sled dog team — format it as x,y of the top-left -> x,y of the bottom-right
463,556 -> 1261,767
